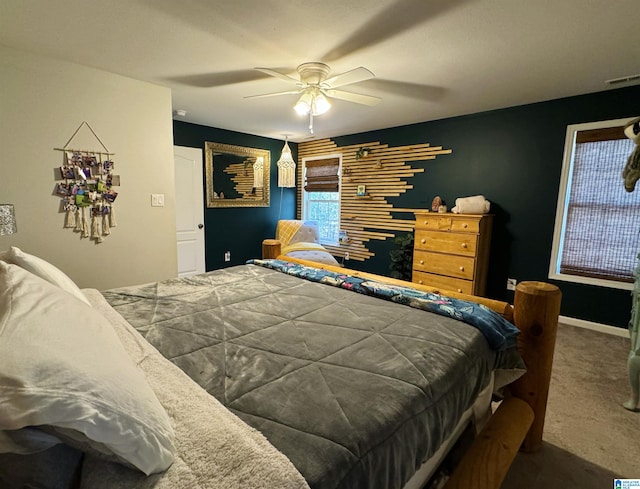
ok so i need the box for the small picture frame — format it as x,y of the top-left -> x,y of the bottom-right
54,182 -> 72,197
107,174 -> 121,186
60,166 -> 76,179
82,155 -> 98,166
103,190 -> 118,203
63,196 -> 75,211
356,184 -> 366,196
67,152 -> 82,165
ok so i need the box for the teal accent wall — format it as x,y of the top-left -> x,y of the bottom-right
333,85 -> 640,329
175,85 -> 640,329
173,121 -> 297,270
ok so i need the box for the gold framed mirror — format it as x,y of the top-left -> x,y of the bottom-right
205,142 -> 270,208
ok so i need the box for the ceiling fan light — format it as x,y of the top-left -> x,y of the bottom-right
312,92 -> 331,115
294,91 -> 313,115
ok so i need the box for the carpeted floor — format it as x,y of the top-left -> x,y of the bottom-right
501,323 -> 640,488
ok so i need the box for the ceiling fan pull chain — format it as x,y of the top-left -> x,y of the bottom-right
309,112 -> 314,134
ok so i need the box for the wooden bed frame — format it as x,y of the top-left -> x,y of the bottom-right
262,241 -> 562,489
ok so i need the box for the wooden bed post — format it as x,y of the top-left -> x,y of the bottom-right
509,281 -> 562,453
444,281 -> 561,489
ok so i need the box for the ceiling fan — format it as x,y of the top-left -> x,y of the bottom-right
245,62 -> 381,133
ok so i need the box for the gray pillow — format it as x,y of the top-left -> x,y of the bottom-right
0,444 -> 83,489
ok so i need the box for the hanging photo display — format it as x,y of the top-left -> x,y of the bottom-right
53,121 -> 120,243
55,151 -> 120,243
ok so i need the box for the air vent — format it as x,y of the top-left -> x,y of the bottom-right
605,74 -> 640,86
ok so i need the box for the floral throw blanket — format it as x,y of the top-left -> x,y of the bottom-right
248,259 -> 519,351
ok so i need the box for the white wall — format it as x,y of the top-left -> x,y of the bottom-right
0,45 -> 178,289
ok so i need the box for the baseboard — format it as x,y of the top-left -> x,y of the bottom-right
559,315 -> 629,337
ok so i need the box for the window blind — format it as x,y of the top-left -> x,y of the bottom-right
575,126 -> 627,144
304,158 -> 340,192
559,136 -> 640,282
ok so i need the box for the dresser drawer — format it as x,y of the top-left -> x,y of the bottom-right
415,230 -> 478,257
412,271 -> 473,295
414,215 -> 452,231
450,218 -> 480,233
413,250 -> 475,280
414,215 -> 481,233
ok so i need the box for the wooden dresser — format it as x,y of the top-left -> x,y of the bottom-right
412,212 -> 493,296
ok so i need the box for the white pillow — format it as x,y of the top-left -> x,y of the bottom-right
0,246 -> 90,305
0,262 -> 176,475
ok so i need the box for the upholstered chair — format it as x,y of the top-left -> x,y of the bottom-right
265,220 -> 339,266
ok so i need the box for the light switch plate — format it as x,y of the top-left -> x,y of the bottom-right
151,193 -> 165,207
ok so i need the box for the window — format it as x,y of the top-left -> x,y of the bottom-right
549,117 -> 640,290
302,155 -> 341,244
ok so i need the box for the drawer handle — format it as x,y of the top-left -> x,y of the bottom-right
457,288 -> 463,293
461,243 -> 467,248
419,260 -> 424,265
462,223 -> 468,228
418,280 -> 423,285
459,266 -> 465,271
420,239 -> 426,244
423,220 -> 428,225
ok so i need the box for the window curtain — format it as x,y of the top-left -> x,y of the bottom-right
560,127 -> 640,283
304,158 -> 340,192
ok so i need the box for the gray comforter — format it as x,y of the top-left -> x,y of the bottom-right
103,264 -> 499,489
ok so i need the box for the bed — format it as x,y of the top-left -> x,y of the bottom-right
0,247 -> 561,489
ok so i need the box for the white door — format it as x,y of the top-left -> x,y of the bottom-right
174,146 -> 206,277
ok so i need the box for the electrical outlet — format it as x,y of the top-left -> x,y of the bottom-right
507,278 -> 517,291
344,252 -> 349,261
224,251 -> 231,262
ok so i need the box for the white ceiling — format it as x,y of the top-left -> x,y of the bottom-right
1,0 -> 638,142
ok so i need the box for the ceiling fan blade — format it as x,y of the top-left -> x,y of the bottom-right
325,89 -> 381,106
322,0 -> 471,62
244,89 -> 302,100
166,70 -> 268,88
357,79 -> 447,101
254,67 -> 301,85
324,67 -> 375,89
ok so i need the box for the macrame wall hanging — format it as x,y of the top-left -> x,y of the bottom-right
253,156 -> 264,188
277,137 -> 296,188
53,121 -> 120,243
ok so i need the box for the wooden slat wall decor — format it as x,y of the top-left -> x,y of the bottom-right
297,139 -> 452,261
224,159 -> 264,200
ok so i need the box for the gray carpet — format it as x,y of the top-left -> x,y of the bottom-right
501,323 -> 640,488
